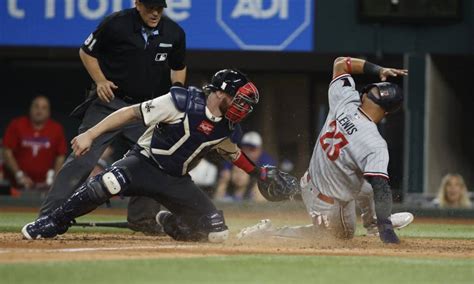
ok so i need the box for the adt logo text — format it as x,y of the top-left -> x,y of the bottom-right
231,0 -> 288,19
217,0 -> 312,51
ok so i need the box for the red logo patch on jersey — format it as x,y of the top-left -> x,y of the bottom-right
197,120 -> 215,135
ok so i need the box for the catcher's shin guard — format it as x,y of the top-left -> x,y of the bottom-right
22,215 -> 70,240
50,167 -> 131,226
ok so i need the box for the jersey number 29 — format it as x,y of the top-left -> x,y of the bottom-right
319,120 -> 348,161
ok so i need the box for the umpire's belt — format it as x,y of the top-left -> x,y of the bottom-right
306,172 -> 335,205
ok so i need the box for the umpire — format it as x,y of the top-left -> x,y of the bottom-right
39,0 -> 186,234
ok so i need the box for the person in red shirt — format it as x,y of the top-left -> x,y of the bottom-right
3,96 -> 67,190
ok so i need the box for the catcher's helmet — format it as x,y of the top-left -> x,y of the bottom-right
204,69 -> 259,124
361,82 -> 403,113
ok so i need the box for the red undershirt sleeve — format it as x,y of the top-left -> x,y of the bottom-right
232,151 -> 256,174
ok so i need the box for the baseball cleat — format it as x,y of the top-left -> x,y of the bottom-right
365,212 -> 414,236
21,216 -> 67,240
208,229 -> 229,243
21,222 -> 37,240
390,212 -> 414,230
236,219 -> 272,240
155,211 -> 172,227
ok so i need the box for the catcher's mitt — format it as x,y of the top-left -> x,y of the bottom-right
257,166 -> 300,201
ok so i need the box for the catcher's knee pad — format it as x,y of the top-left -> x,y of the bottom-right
198,210 -> 229,243
87,167 -> 131,203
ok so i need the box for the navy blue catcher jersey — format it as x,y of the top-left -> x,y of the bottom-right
137,87 -> 242,176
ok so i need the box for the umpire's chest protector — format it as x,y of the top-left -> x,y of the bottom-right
150,87 -> 238,176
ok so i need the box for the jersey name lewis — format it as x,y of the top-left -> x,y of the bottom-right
336,112 -> 358,135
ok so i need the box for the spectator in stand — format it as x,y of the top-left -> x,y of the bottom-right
433,173 -> 472,209
215,131 -> 276,202
2,96 -> 67,191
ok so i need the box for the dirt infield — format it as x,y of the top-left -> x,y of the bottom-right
1,207 -> 473,263
1,232 -> 473,264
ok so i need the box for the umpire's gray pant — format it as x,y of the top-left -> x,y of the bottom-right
39,98 -> 161,226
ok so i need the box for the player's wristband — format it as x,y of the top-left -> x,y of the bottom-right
363,61 -> 383,77
15,170 -> 24,182
233,152 -> 257,175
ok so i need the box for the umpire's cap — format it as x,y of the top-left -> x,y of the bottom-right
361,82 -> 403,113
139,0 -> 167,8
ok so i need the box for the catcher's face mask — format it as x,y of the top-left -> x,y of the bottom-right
225,82 -> 259,124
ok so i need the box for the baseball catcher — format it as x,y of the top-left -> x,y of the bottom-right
21,69 -> 296,242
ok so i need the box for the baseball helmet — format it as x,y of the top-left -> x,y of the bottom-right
361,82 -> 403,113
204,69 -> 259,124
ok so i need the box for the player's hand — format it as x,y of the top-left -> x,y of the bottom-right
96,80 -> 118,103
19,176 -> 34,189
379,68 -> 408,82
71,131 -> 94,157
314,213 -> 330,228
377,219 -> 400,244
15,171 -> 34,189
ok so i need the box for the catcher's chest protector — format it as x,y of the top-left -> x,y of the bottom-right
150,87 -> 237,176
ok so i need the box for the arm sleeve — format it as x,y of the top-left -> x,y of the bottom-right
215,140 -> 257,175
2,120 -> 19,150
139,93 -> 183,126
366,176 -> 392,221
80,16 -> 113,58
327,74 -> 360,110
167,28 -> 186,70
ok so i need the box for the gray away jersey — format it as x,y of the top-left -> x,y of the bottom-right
308,74 -> 390,202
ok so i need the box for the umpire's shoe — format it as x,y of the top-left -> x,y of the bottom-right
21,216 -> 69,240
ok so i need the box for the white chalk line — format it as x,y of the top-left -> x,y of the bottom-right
0,245 -> 198,254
